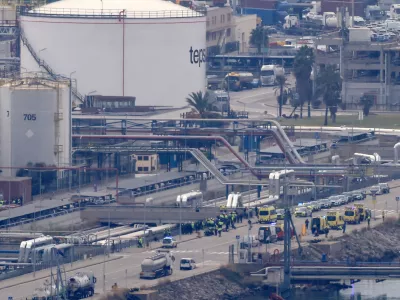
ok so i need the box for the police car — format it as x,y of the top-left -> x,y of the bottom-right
162,236 -> 178,248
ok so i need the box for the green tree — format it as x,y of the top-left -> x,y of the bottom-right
249,26 -> 269,54
274,74 -> 290,117
186,91 -> 211,118
293,46 -> 315,118
359,94 -> 374,116
315,65 -> 342,126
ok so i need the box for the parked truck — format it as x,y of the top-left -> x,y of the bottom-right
224,72 -> 254,91
140,249 -> 175,279
32,272 -> 96,300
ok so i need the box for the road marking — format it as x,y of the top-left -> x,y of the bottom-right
144,250 -> 229,255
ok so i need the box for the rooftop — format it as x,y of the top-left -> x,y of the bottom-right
24,0 -> 204,19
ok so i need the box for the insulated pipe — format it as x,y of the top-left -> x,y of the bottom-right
74,135 -> 350,175
353,153 -> 377,165
72,134 -> 348,171
394,142 -> 400,164
331,155 -> 340,165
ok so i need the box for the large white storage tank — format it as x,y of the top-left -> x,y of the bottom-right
20,0 -> 207,107
0,77 -> 71,176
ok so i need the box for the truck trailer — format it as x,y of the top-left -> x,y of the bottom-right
140,249 -> 175,279
32,272 -> 96,300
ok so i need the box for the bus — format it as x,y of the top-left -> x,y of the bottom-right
207,55 -> 295,75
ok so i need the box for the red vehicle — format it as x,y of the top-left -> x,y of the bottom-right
276,223 -> 294,240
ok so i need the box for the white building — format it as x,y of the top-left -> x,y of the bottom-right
0,76 -> 71,175
20,0 -> 206,107
234,14 -> 257,53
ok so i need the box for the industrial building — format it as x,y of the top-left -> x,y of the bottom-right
20,0 -> 207,107
0,76 -> 71,176
315,29 -> 400,111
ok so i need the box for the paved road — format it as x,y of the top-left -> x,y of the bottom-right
2,180 -> 400,299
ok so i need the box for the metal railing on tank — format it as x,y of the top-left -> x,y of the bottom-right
19,7 -> 205,19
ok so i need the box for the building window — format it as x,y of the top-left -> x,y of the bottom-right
207,18 -> 210,27
227,13 -> 231,22
221,14 -> 225,23
212,16 -> 216,25
138,167 -> 143,171
227,28 -> 231,37
144,156 -> 149,161
206,32 -> 210,41
212,32 -> 216,40
144,167 -> 149,172
138,156 -> 143,161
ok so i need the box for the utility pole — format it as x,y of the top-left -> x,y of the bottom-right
282,185 -> 291,292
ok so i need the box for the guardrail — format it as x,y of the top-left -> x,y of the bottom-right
20,8 -> 205,19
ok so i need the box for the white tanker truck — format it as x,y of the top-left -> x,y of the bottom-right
32,272 -> 96,299
140,249 -> 175,279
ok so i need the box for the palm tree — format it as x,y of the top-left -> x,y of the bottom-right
249,26 -> 269,54
315,65 -> 342,126
293,46 -> 315,118
273,74 -> 290,117
186,91 -> 211,118
359,94 -> 374,116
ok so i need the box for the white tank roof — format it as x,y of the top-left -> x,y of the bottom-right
31,0 -> 203,18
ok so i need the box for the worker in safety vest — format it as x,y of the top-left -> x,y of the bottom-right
367,215 -> 371,228
138,237 -> 143,248
218,220 -> 223,237
230,212 -> 236,229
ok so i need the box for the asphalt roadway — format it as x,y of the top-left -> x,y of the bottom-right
2,180 -> 400,299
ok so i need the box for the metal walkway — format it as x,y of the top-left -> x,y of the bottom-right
81,206 -> 222,224
72,117 -> 306,165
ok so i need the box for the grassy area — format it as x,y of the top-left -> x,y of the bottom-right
277,114 -> 400,129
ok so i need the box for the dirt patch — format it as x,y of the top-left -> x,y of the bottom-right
325,218 -> 400,262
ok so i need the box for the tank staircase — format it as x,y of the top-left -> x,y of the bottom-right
19,28 -> 85,104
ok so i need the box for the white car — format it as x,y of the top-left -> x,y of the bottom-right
180,258 -> 196,270
329,196 -> 342,206
369,185 -> 382,195
162,237 -> 177,248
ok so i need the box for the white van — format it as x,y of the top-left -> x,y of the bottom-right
260,65 -> 285,86
180,258 -> 196,270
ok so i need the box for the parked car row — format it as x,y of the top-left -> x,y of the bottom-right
295,190 -> 368,218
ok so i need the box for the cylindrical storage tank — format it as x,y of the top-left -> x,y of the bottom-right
0,78 -> 71,176
20,0 -> 206,107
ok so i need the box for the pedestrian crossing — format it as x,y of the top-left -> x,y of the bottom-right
144,249 -> 229,255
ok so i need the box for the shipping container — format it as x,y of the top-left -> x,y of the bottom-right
321,0 -> 366,18
242,8 -> 277,25
240,0 -> 279,10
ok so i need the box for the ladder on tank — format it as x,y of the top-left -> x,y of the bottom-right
19,28 -> 85,104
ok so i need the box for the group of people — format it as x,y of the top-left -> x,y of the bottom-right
204,211 -> 239,237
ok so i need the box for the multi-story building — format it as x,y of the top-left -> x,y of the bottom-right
132,154 -> 159,174
234,14 -> 257,53
315,29 -> 400,111
206,6 -> 235,54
